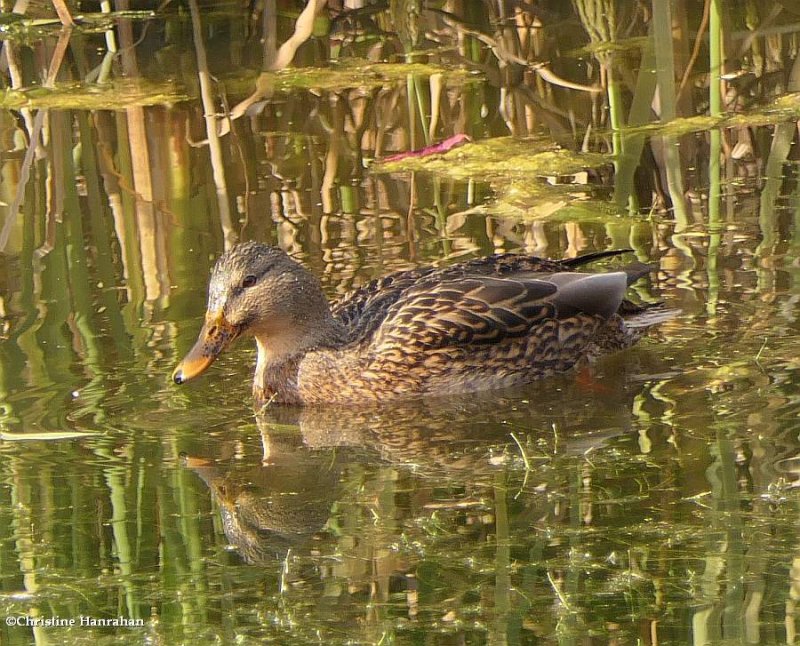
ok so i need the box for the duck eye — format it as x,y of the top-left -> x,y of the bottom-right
241,275 -> 257,289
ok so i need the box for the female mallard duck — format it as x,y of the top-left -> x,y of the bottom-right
172,242 -> 674,406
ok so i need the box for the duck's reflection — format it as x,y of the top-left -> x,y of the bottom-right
185,356 -> 664,566
183,432 -> 346,564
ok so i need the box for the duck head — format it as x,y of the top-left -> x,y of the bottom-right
172,242 -> 341,385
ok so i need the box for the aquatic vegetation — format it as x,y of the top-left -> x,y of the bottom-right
375,136 -> 612,217
0,79 -> 187,110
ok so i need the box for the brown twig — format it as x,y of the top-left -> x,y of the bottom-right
677,0 -> 710,101
51,0 -> 74,27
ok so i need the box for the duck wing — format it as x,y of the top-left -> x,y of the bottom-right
331,267 -> 436,343
332,250 -> 636,344
372,271 -> 631,352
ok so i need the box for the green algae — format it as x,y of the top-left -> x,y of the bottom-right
0,10 -> 156,43
1,58 -> 461,111
274,61 -> 473,91
221,59 -> 475,96
489,183 -> 619,220
374,136 -> 615,218
566,35 -> 651,58
618,93 -> 800,139
0,79 -> 188,110
375,136 -> 610,180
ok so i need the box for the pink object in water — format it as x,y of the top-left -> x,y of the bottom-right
381,134 -> 471,163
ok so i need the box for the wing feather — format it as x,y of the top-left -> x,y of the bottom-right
371,270 -> 633,354
332,253 -> 641,347
373,276 -> 559,351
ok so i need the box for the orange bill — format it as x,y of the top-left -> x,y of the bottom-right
172,312 -> 239,384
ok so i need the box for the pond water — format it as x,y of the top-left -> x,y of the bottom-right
2,1 -> 800,644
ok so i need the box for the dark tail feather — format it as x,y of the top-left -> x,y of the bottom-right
561,248 -> 633,268
562,250 -> 655,286
621,261 -> 657,286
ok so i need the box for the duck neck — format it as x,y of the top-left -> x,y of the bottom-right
252,313 -> 346,405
